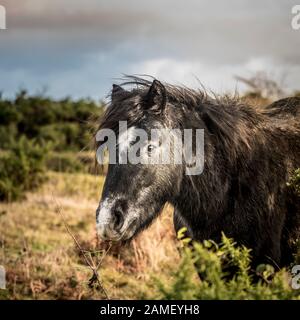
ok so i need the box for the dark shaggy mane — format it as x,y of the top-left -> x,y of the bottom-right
98,75 -> 248,132
97,75 -> 265,160
119,75 -> 211,107
116,75 -> 245,109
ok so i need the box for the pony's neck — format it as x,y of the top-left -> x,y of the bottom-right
172,100 -> 264,232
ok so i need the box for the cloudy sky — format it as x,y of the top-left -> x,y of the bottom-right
0,0 -> 299,100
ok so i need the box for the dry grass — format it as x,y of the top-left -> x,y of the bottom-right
0,171 -> 179,300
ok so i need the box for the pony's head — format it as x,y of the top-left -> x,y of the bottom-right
95,77 -> 206,241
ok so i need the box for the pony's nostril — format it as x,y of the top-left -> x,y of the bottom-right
112,207 -> 124,231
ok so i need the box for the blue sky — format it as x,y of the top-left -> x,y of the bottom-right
0,0 -> 299,100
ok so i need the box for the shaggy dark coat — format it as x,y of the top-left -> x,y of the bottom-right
98,77 -> 300,268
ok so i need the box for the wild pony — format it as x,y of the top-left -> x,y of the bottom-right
95,76 -> 300,268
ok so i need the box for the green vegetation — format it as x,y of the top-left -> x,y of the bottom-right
0,91 -> 104,200
46,151 -> 96,174
288,168 -> 300,196
0,90 -> 103,152
0,137 -> 48,201
156,170 -> 300,300
156,232 -> 300,300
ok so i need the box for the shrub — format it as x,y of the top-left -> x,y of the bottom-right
0,124 -> 18,149
46,151 -> 104,175
155,231 -> 300,300
0,137 -> 49,201
0,100 -> 20,125
0,91 -> 104,152
36,124 -> 67,150
46,152 -> 86,173
287,168 -> 300,196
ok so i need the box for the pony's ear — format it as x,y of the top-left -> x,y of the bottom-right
143,80 -> 167,113
111,84 -> 128,102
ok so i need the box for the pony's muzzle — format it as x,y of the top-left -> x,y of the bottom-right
96,198 -> 130,241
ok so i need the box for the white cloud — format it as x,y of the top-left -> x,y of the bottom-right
1,0 -> 299,98
129,57 -> 300,95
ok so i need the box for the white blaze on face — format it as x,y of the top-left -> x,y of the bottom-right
118,126 -> 137,157
117,126 -> 173,165
96,198 -> 115,238
96,197 -> 140,241
96,198 -> 113,225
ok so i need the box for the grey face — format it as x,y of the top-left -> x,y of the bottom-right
96,124 -> 182,242
96,79 -> 184,241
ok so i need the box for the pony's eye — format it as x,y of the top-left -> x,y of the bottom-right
147,144 -> 155,153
